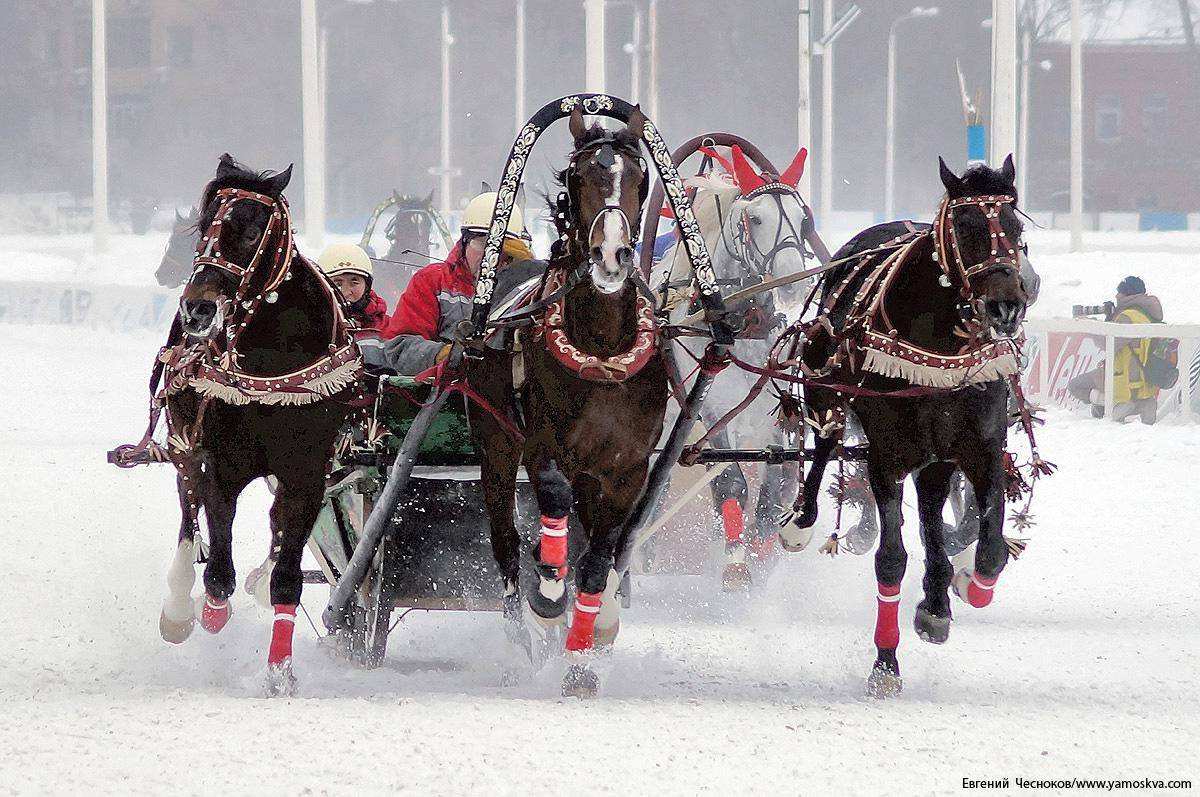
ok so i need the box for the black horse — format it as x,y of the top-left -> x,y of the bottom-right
158,155 -> 358,696
787,156 -> 1029,697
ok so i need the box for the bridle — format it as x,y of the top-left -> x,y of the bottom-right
183,186 -> 356,379
934,193 -> 1022,304
554,135 -> 650,263
715,181 -> 809,290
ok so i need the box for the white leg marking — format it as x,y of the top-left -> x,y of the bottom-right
163,538 -> 197,623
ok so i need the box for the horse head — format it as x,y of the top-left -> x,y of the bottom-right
937,155 -> 1027,337
715,146 -> 810,330
563,106 -> 649,294
154,207 -> 200,289
179,153 -> 292,339
384,190 -> 436,261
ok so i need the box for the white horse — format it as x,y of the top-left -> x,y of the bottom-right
648,145 -> 815,590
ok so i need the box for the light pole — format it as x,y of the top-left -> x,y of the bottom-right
515,0 -> 526,132
92,0 -> 108,252
585,0 -> 606,93
885,6 -> 939,221
300,0 -> 325,246
815,3 -> 861,217
797,0 -> 813,200
622,6 -> 643,104
647,0 -> 659,121
1069,0 -> 1084,251
990,0 -> 1018,166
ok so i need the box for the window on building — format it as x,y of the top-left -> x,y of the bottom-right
1095,94 -> 1122,143
167,26 -> 193,68
1142,93 -> 1169,140
109,16 -> 151,69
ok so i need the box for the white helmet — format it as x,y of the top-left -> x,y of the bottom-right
318,243 -> 372,280
460,191 -> 529,241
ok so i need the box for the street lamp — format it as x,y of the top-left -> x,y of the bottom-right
884,5 -> 939,220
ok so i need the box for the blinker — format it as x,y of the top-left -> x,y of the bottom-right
594,144 -> 616,169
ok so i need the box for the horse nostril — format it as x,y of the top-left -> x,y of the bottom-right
591,246 -> 603,262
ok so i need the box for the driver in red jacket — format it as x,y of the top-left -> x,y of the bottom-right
368,191 -> 532,374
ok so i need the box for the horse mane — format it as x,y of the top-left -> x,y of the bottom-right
956,163 -> 1019,206
195,157 -> 288,232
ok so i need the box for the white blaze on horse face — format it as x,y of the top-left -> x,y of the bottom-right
591,154 -> 629,294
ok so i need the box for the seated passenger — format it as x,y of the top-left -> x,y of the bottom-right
318,243 -> 390,331
368,191 -> 533,374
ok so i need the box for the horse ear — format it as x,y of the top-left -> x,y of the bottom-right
481,181 -> 493,194
730,145 -> 767,194
780,147 -> 808,188
1000,153 -> 1016,187
626,104 -> 647,139
264,164 -> 293,198
216,153 -> 238,179
938,156 -> 965,198
569,107 -> 587,142
425,188 -> 435,206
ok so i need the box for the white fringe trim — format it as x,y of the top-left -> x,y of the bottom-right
191,357 -> 362,406
862,347 -> 1019,388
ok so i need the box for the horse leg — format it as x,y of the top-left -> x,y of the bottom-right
198,460 -> 255,635
866,458 -> 907,698
913,461 -> 957,645
527,461 -> 573,626
244,476 -> 280,608
263,470 -> 325,697
953,452 -> 1009,609
160,470 -> 202,644
562,474 -> 635,698
711,461 -> 752,592
781,430 -> 835,550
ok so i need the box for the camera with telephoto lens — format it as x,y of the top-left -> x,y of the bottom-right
1072,301 -> 1115,319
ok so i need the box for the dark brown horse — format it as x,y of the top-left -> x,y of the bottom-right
787,157 -> 1029,697
467,108 -> 665,697
158,154 -> 359,696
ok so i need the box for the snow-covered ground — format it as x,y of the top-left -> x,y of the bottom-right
2,323 -> 1199,791
2,233 -> 1199,793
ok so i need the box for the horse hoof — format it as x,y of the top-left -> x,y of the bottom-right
159,610 -> 195,645
265,659 -> 298,697
779,523 -> 814,552
594,619 -> 620,650
951,569 -> 974,604
562,663 -> 600,699
866,664 -> 903,699
199,595 -> 232,634
721,562 -> 752,592
914,603 -> 951,645
243,559 -> 274,608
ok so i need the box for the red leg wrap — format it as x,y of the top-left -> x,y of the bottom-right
874,583 -> 901,649
268,604 -> 296,666
966,572 -> 998,608
200,595 -> 231,634
720,498 -> 745,547
564,591 -> 603,652
539,515 -> 569,578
